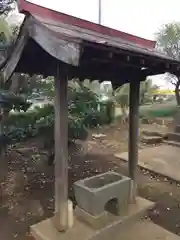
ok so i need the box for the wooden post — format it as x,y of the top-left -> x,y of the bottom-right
128,79 -> 140,202
53,64 -> 69,231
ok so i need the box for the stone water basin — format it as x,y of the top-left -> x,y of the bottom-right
74,172 -> 130,216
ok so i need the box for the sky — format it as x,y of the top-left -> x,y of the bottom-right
15,0 -> 180,88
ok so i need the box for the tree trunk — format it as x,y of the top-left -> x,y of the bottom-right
175,79 -> 180,106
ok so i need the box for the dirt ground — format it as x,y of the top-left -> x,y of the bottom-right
1,122 -> 180,239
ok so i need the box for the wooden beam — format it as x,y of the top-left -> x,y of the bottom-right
82,42 -> 174,68
128,79 -> 140,202
53,64 -> 69,231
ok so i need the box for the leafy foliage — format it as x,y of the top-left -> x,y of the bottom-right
0,19 -> 12,44
0,0 -> 16,16
2,81 -> 115,150
156,23 -> 180,60
0,20 -> 30,114
114,80 -> 159,106
0,89 -> 31,111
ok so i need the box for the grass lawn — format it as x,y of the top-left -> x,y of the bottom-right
140,102 -> 177,118
115,101 -> 177,119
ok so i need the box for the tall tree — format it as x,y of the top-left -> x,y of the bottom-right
156,22 -> 180,105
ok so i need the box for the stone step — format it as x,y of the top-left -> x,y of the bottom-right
164,140 -> 180,148
141,136 -> 163,144
175,125 -> 180,133
141,130 -> 167,138
168,132 -> 180,143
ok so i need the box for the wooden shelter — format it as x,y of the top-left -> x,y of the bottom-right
1,0 -> 180,232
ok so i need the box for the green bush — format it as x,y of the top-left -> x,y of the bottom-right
3,87 -> 115,146
147,107 -> 176,118
139,104 -> 177,118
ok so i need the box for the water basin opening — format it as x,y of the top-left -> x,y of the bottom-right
84,173 -> 122,189
104,198 -> 119,215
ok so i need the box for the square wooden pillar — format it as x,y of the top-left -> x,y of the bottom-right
53,64 -> 69,231
128,79 -> 140,202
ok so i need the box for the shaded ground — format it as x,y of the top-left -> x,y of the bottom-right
1,122 -> 180,239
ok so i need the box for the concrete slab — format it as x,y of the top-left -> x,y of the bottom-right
115,145 -> 180,181
31,197 -> 154,240
118,219 -> 180,240
32,218 -> 180,240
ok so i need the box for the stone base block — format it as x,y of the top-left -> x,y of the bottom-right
75,206 -> 115,230
31,197 -> 155,240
